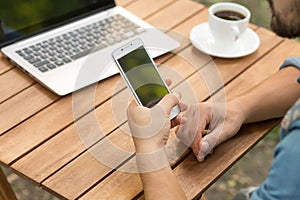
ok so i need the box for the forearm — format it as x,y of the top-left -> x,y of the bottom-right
231,66 -> 300,123
140,166 -> 186,200
127,93 -> 185,199
134,142 -> 186,200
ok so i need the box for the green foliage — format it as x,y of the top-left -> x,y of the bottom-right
0,0 -> 84,34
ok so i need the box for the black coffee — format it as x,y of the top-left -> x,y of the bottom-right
214,10 -> 245,21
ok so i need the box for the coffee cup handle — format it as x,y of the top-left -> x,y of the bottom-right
232,26 -> 240,41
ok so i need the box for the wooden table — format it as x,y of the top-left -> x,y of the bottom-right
0,0 -> 299,199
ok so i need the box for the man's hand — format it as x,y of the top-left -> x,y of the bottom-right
127,92 -> 184,153
176,101 -> 245,161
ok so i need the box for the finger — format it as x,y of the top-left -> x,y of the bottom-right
165,79 -> 172,87
128,99 -> 138,113
171,114 -> 186,128
192,125 -> 208,154
179,102 -> 188,112
171,116 -> 181,128
176,121 -> 194,146
196,129 -> 219,162
127,99 -> 149,124
157,92 -> 180,114
191,131 -> 202,155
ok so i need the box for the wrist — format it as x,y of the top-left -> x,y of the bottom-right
135,147 -> 169,173
133,138 -> 164,153
227,99 -> 247,125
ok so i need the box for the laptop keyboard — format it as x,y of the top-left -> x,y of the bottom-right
15,14 -> 144,73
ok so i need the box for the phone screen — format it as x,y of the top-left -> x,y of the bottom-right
117,46 -> 169,108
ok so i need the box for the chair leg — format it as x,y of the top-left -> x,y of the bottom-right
0,167 -> 17,200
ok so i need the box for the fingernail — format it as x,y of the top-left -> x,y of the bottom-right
201,141 -> 210,152
197,152 -> 205,162
197,141 -> 210,161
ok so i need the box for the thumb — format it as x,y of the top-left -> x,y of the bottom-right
156,92 -> 180,115
196,128 -> 220,162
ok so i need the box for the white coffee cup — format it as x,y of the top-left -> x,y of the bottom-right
208,2 -> 251,49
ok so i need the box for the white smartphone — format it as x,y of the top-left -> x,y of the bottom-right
112,38 -> 180,120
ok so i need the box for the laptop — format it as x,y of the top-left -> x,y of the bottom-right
0,0 -> 179,96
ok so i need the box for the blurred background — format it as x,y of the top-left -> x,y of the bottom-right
0,0 -> 289,199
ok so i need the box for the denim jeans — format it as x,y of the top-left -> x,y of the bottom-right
250,99 -> 300,200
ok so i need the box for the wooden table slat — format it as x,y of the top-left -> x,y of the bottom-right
0,68 -> 35,104
173,8 -> 209,36
43,152 -> 113,199
11,88 -> 130,183
214,28 -> 284,85
115,0 -> 135,7
125,0 -> 175,19
0,84 -> 58,136
147,0 -> 204,30
80,170 -> 142,200
224,39 -> 299,99
42,125 -> 135,199
0,75 -> 122,165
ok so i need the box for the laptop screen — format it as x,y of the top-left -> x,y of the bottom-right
0,0 -> 115,47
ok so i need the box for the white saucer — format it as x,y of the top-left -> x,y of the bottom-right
190,22 -> 260,58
